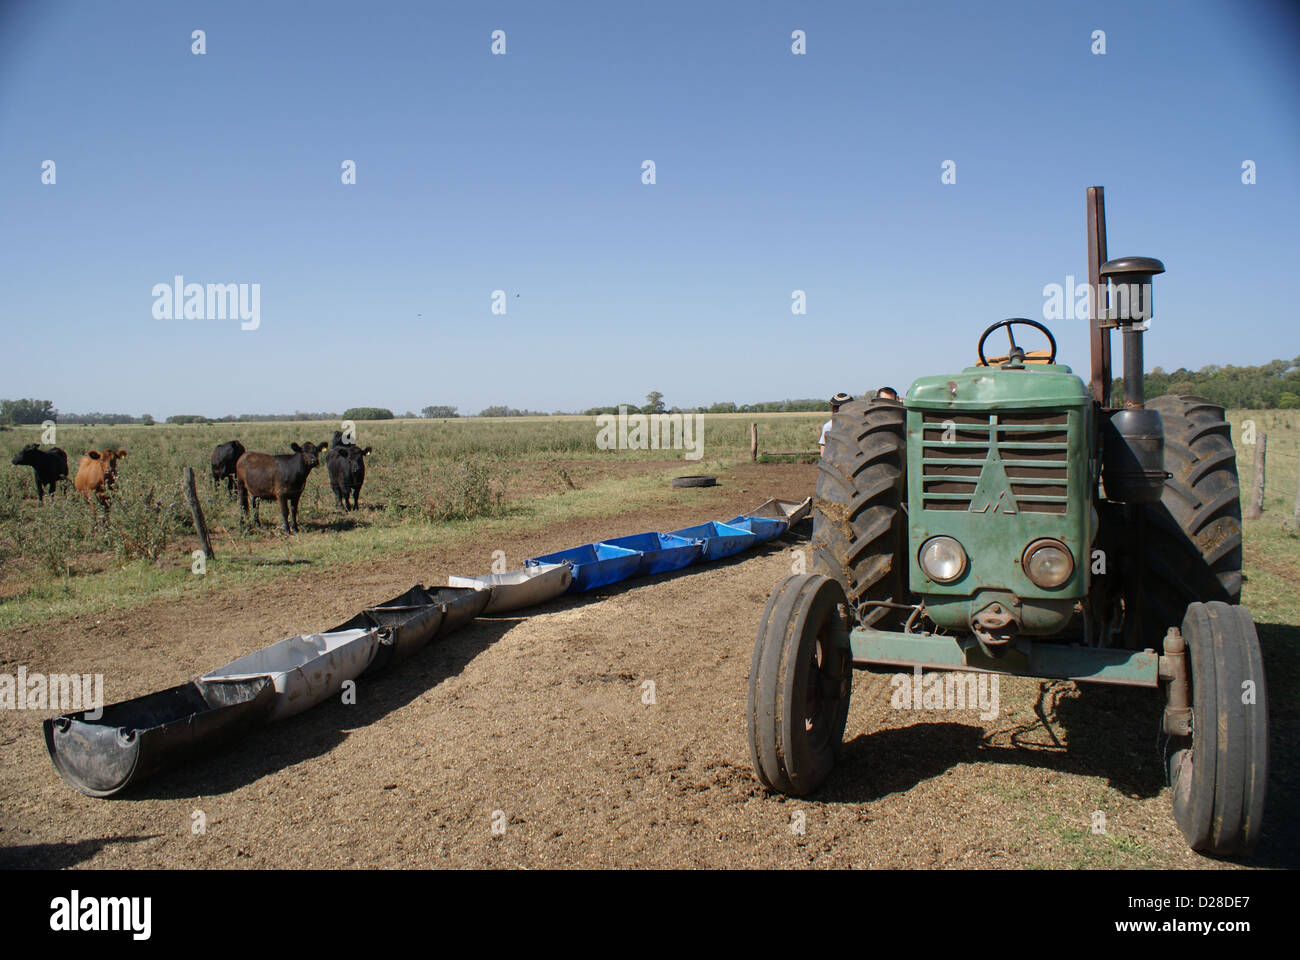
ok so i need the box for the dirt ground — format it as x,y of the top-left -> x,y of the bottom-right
0,463 -> 1288,869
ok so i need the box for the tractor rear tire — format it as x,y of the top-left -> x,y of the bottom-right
747,574 -> 854,796
1169,602 -> 1268,856
812,399 -> 911,628
1140,396 -> 1243,641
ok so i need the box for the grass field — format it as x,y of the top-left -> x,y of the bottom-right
0,413 -> 825,628
2,409 -> 1297,633
1231,410 -> 1300,661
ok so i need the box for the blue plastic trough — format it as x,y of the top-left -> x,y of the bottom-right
724,514 -> 789,543
600,532 -> 703,576
667,520 -> 758,561
526,543 -> 643,592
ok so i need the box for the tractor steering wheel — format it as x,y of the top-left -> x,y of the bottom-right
976,318 -> 1057,367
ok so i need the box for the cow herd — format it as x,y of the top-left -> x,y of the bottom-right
10,443 -> 127,507
10,433 -> 373,533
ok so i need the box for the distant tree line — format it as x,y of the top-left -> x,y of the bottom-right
583,398 -> 833,415
0,398 -> 56,424
166,412 -> 343,424
14,359 -> 1296,429
59,411 -> 138,425
692,399 -> 833,414
1113,357 -> 1300,409
0,404 -> 354,425
475,405 -> 550,417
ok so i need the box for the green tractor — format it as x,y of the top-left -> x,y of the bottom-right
747,187 -> 1268,856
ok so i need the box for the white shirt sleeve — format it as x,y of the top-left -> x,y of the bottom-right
819,419 -> 832,445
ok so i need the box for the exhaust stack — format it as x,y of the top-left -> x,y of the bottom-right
1097,254 -> 1167,503
1099,255 -> 1165,408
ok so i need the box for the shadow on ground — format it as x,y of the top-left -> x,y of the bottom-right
226,557 -> 315,568
0,834 -> 161,870
814,618 -> 1298,868
108,616 -> 524,802
1245,620 -> 1298,868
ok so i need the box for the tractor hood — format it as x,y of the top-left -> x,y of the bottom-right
901,361 -> 1096,635
907,364 -> 1091,412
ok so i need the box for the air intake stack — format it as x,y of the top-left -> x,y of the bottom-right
1098,254 -> 1167,503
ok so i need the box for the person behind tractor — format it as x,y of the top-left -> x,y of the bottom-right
875,386 -> 900,401
819,393 -> 853,457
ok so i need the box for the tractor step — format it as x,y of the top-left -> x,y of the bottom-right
850,628 -> 1161,688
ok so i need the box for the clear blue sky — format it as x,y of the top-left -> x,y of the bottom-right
1,0 -> 1297,417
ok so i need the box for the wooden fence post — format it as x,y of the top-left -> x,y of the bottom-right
1293,450 -> 1300,524
1245,433 -> 1267,520
751,422 -> 758,462
182,466 -> 215,559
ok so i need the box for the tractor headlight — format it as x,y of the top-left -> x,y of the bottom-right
1022,539 -> 1074,589
919,536 -> 968,583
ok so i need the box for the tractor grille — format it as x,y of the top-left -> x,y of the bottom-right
919,410 -> 1070,514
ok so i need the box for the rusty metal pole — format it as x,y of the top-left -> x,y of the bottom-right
182,466 -> 215,559
1087,186 -> 1112,408
1245,433 -> 1267,519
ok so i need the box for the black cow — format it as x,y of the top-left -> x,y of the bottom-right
10,444 -> 68,502
326,443 -> 371,511
235,441 -> 328,533
210,440 -> 246,496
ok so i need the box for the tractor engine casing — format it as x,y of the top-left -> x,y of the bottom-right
905,364 -> 1096,636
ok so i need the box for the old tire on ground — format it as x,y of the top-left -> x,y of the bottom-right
812,398 -> 911,628
747,574 -> 853,796
1169,601 -> 1268,856
1140,396 -> 1242,640
671,475 -> 717,488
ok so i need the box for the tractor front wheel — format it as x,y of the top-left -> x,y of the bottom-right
747,574 -> 854,795
1169,601 -> 1269,856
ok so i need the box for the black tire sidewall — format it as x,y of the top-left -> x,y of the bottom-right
1173,603 -> 1218,850
748,575 -> 852,795
778,579 -> 851,793
1173,601 -> 1268,855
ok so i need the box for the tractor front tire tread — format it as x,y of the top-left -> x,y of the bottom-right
812,399 -> 911,628
1171,601 -> 1268,856
1141,396 -> 1243,639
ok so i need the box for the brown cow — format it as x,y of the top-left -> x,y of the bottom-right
236,441 -> 327,533
73,448 -> 127,507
